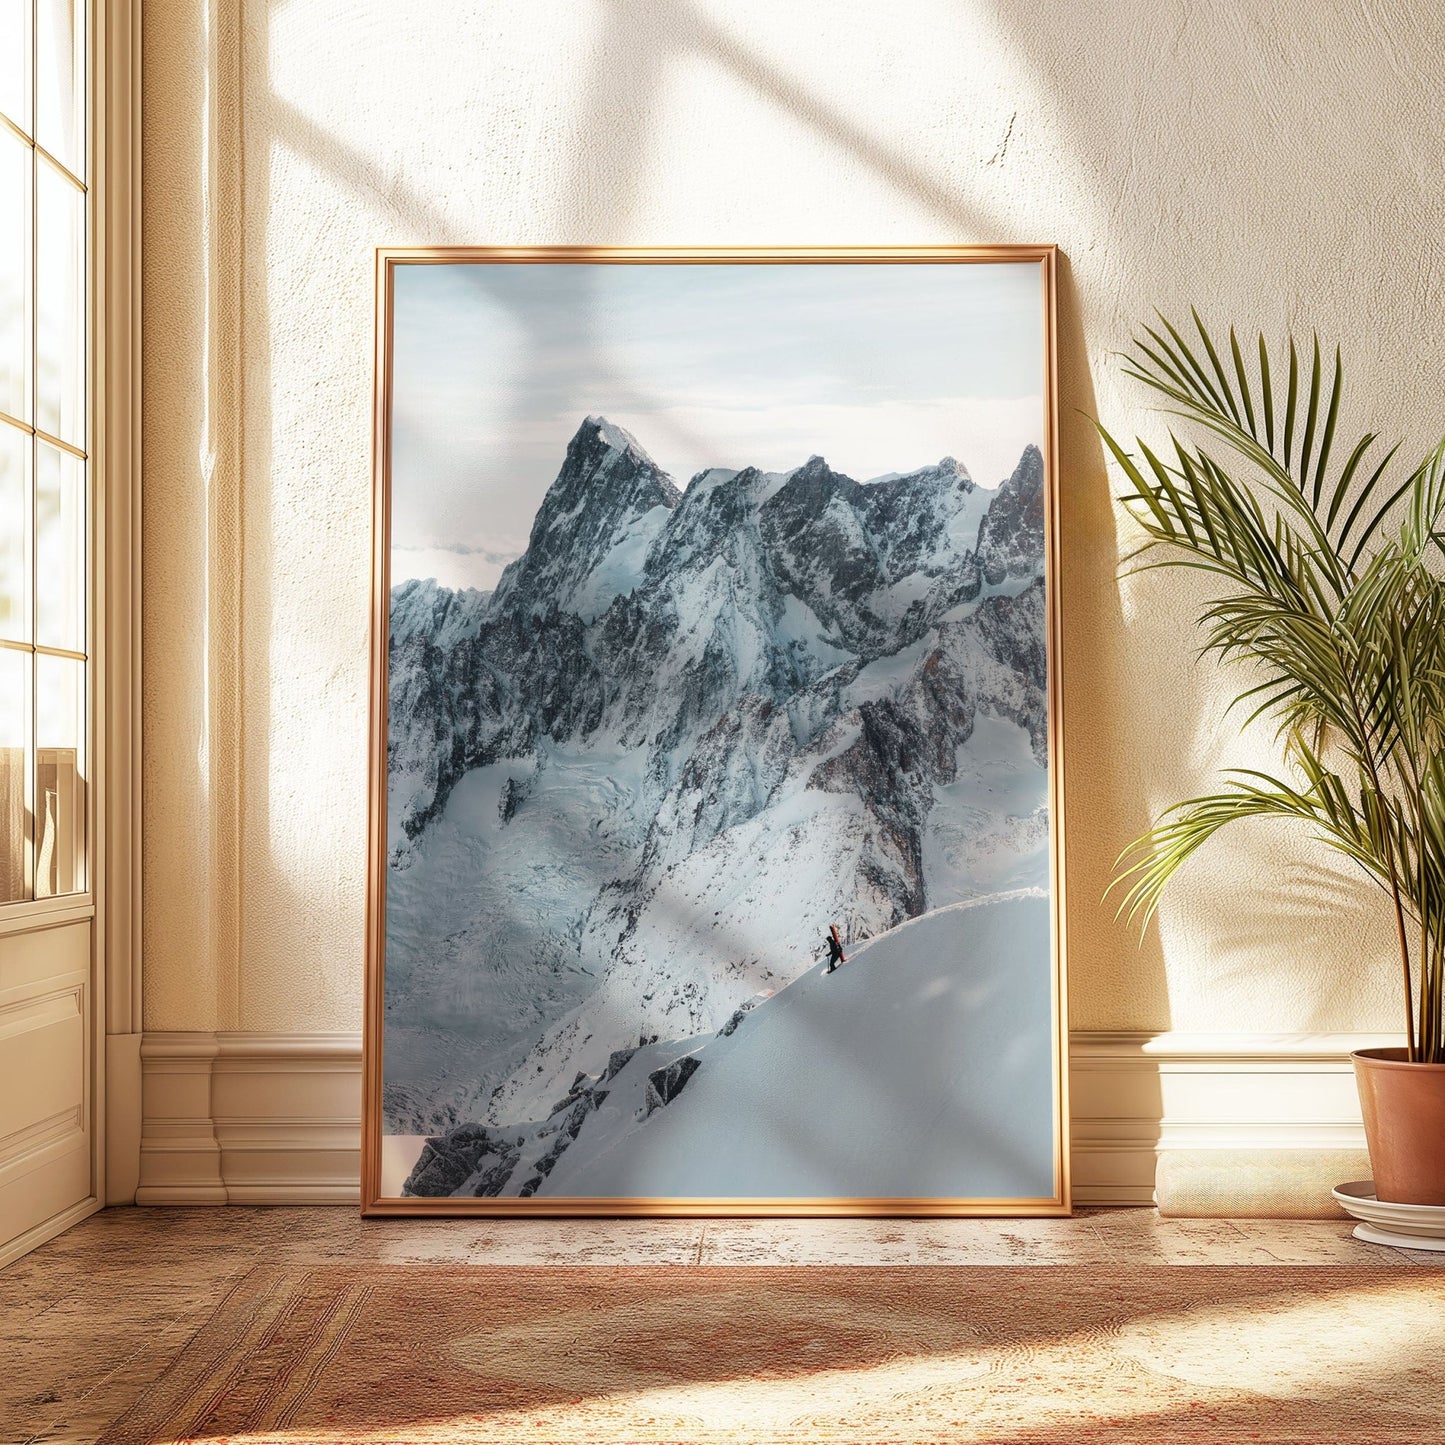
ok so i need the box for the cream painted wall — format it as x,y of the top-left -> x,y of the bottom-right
141,0 -> 1445,1037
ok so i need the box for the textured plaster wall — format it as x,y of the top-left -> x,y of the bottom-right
142,0 -> 1445,1035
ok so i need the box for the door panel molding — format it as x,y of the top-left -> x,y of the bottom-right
0,1107 -> 85,1172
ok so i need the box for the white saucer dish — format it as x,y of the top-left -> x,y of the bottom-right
1333,1180 -> 1445,1250
1349,1222 -> 1445,1253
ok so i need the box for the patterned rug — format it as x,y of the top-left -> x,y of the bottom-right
101,1264 -> 1445,1444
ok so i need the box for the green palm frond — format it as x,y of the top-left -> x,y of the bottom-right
1102,312 -> 1445,1062
1117,310 -> 1415,566
1108,768 -> 1388,931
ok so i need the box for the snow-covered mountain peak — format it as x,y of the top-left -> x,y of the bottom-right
687,465 -> 740,489
789,453 -> 851,486
765,455 -> 864,526
976,443 -> 1046,586
489,416 -> 682,620
550,414 -> 681,512
580,413 -> 650,464
930,455 -> 974,488
874,455 -> 974,492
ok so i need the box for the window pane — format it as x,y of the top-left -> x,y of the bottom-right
35,650 -> 83,897
35,156 -> 83,447
0,423 -> 29,643
35,0 -> 83,180
0,0 -> 31,136
35,441 -> 82,651
0,646 -> 29,903
0,125 -> 29,422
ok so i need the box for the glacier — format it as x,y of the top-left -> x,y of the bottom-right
382,414 -> 1052,1194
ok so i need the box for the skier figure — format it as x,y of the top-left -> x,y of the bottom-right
824,924 -> 846,974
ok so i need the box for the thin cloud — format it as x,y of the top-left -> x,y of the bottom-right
394,540 -> 522,564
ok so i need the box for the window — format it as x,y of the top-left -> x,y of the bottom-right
1,1 -> 88,903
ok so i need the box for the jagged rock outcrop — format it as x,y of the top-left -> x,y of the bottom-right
404,1122 -> 520,1198
642,1055 -> 701,1118
718,998 -> 760,1037
386,579 -> 493,846
402,1068 -> 611,1199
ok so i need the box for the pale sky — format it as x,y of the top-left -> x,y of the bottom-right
390,261 -> 1046,591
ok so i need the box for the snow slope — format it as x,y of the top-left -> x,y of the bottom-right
383,740 -> 653,1131
540,891 -> 1056,1200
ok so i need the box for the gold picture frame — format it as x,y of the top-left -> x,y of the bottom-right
364,246 -> 1068,1216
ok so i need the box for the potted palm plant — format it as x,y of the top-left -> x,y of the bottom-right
1100,312 -> 1445,1205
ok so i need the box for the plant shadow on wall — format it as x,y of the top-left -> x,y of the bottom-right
1101,313 -> 1445,1064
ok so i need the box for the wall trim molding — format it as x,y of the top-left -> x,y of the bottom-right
136,1029 -> 1392,1210
137,1031 -> 362,1205
0,1195 -> 102,1272
1072,1030 -> 1399,1063
1069,1029 -> 1390,1211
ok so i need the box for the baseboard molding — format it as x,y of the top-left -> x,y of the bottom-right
0,1195 -> 102,1271
136,1029 -> 1394,1212
138,1032 -> 362,1205
1070,1031 -> 1391,1214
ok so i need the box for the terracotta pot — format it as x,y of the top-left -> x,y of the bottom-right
1352,1048 -> 1445,1205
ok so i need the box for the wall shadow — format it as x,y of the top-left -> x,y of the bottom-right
1051,252 -> 1171,1038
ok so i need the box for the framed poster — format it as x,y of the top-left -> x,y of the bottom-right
363,247 -> 1068,1215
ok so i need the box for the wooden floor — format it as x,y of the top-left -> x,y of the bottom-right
3,1206 -> 1442,1444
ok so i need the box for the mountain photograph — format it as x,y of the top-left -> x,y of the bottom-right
377,258 -> 1060,1204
